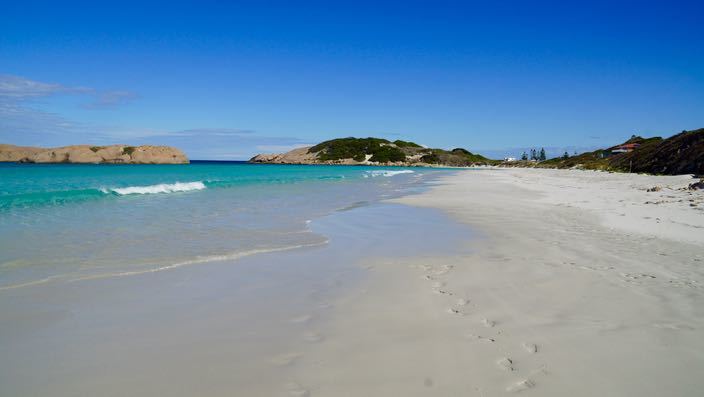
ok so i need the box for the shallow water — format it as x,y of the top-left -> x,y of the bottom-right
0,162 -> 446,289
0,197 -> 472,397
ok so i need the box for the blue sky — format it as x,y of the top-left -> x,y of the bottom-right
1,1 -> 702,159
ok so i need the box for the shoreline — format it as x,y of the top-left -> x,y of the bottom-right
0,173 -> 470,396
283,168 -> 704,396
2,168 -> 703,396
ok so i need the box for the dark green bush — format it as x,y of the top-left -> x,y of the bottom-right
369,146 -> 406,162
393,139 -> 422,148
309,137 -> 405,162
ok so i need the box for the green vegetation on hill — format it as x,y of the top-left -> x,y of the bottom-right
306,137 -> 494,166
610,130 -> 703,175
393,139 -> 422,148
308,137 -> 405,162
420,148 -> 491,166
534,128 -> 703,175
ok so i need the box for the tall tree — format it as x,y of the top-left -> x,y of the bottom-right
539,148 -> 546,161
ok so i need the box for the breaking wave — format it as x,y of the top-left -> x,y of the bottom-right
107,181 -> 206,195
364,170 -> 415,178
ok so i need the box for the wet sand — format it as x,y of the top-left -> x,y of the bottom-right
0,202 -> 470,397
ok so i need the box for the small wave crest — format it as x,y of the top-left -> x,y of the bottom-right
364,170 -> 415,178
70,241 -> 328,282
107,181 -> 206,195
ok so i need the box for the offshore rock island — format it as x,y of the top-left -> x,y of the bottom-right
0,144 -> 189,164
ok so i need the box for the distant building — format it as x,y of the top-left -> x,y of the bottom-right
504,157 -> 517,162
612,143 -> 640,153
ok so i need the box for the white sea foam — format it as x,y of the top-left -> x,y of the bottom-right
109,181 -> 206,195
364,170 -> 415,178
70,240 -> 328,282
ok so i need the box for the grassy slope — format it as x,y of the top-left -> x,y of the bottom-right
536,128 -> 703,175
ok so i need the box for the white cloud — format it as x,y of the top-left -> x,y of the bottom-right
0,74 -> 89,98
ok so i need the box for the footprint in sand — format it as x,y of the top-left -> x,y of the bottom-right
497,357 -> 515,371
285,382 -> 310,397
433,265 -> 454,275
432,281 -> 446,288
481,318 -> 496,328
432,288 -> 454,296
622,273 -> 656,280
522,343 -> 538,354
506,379 -> 535,393
466,333 -> 495,343
668,279 -> 699,289
270,352 -> 303,367
447,307 -> 464,316
303,332 -> 325,343
456,298 -> 470,306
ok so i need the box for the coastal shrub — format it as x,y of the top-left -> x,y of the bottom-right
369,145 -> 406,162
89,146 -> 104,152
393,139 -> 422,148
122,146 -> 136,156
420,152 -> 440,164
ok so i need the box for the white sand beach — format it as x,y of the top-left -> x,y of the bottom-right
283,169 -> 704,396
2,168 -> 703,397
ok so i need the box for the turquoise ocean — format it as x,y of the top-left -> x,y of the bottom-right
0,161 -> 448,290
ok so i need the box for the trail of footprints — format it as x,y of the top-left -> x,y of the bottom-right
278,262 -> 546,396
418,263 -> 544,393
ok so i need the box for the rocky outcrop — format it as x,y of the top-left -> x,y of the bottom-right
689,179 -> 704,190
0,144 -> 44,162
250,147 -> 319,164
0,144 -> 188,164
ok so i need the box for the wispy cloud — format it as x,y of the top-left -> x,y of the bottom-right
0,74 -> 90,98
0,74 -> 137,108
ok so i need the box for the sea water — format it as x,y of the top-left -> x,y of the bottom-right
0,161 -> 446,290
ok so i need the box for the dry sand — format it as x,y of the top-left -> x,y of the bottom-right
281,169 -> 704,396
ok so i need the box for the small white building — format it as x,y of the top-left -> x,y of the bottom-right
504,157 -> 517,162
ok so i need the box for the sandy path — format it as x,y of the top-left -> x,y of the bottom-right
283,169 -> 704,396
